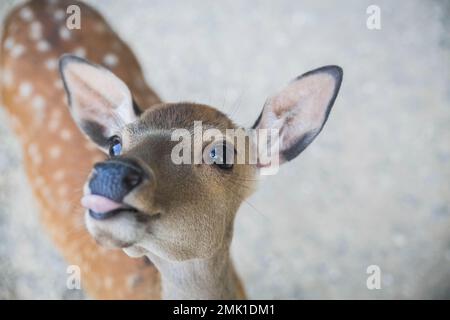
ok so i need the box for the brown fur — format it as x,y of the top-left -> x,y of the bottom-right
1,0 -> 161,299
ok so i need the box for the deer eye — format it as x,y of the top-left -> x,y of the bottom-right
209,142 -> 234,170
108,136 -> 122,157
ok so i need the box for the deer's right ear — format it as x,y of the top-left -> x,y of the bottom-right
59,54 -> 138,151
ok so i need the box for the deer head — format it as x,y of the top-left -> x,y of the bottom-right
59,54 -> 342,297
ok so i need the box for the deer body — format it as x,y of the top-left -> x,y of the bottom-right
1,0 -> 161,299
1,0 -> 342,300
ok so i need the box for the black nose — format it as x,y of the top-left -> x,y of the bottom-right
89,158 -> 145,203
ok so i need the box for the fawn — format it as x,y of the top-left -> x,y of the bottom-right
1,0 -> 342,299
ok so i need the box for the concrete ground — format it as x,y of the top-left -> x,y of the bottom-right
0,0 -> 449,299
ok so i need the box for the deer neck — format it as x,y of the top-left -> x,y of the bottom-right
145,243 -> 242,299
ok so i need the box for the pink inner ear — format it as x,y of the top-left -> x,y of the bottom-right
255,70 -> 339,164
259,72 -> 337,137
63,61 -> 136,127
270,72 -> 336,132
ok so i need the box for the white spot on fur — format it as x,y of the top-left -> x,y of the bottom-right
59,200 -> 72,215
51,109 -> 62,118
11,44 -> 25,58
2,69 -> 13,87
73,47 -> 86,58
60,202 -> 72,215
28,144 -> 43,165
31,96 -> 46,125
59,27 -> 71,40
3,37 -> 14,50
10,115 -> 20,130
19,82 -> 33,98
60,129 -> 72,140
49,119 -> 59,132
30,21 -> 43,41
53,170 -> 65,181
49,146 -> 62,159
28,143 -> 38,156
34,176 -> 45,187
103,53 -> 118,68
49,110 -> 62,131
62,94 -> 69,106
104,277 -> 114,289
53,9 -> 65,21
57,185 -> 68,197
19,7 -> 34,22
34,153 -> 43,165
32,95 -> 46,113
45,58 -> 58,70
54,79 -> 64,90
37,40 -> 50,52
42,186 -> 52,199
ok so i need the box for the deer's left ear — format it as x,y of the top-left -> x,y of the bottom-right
253,65 -> 343,164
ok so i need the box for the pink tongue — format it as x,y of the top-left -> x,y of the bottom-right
81,194 -> 123,213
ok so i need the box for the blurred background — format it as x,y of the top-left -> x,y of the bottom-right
0,0 -> 449,299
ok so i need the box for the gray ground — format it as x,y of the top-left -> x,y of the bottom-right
0,0 -> 449,299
